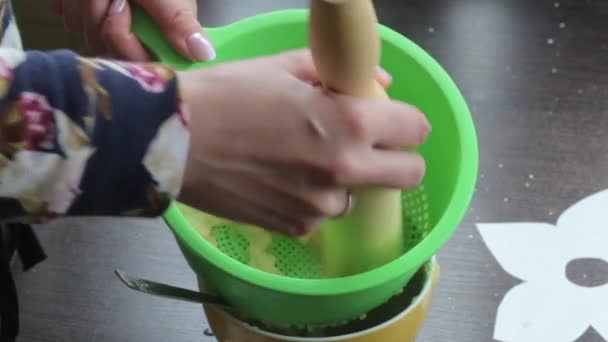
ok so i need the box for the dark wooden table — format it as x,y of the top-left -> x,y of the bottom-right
11,0 -> 608,341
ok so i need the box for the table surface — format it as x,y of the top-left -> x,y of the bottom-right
12,0 -> 608,341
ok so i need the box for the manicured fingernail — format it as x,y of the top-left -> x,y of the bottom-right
376,66 -> 393,83
109,0 -> 126,15
187,33 -> 216,62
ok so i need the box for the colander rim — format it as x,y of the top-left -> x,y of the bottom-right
163,9 -> 478,297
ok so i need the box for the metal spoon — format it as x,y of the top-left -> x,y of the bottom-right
114,269 -> 229,307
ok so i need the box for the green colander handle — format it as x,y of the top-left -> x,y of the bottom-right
131,5 -> 202,69
114,269 -> 229,307
131,4 -> 239,70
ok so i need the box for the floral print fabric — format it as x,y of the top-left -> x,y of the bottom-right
0,1 -> 191,340
0,2 -> 190,224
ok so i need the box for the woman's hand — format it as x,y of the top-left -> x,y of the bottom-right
49,0 -> 215,62
178,49 -> 430,236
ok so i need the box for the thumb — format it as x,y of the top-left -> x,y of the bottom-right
102,0 -> 151,61
134,0 -> 216,62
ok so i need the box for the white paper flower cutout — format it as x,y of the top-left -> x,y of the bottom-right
477,189 -> 608,342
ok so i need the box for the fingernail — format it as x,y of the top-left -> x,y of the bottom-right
109,0 -> 126,15
187,33 -> 216,62
421,118 -> 432,141
376,65 -> 393,83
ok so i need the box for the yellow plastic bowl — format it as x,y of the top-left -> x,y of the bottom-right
203,258 -> 439,342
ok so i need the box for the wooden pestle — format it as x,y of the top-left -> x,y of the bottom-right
309,0 -> 405,277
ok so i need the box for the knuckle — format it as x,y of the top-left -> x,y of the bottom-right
325,153 -> 357,185
169,7 -> 197,27
337,100 -> 368,141
305,191 -> 336,216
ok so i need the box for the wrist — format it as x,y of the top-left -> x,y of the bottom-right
176,71 -> 194,199
175,70 -> 209,205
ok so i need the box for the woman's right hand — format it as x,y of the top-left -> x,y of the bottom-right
177,49 -> 430,236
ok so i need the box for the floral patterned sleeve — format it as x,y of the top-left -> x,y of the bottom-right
0,49 -> 190,223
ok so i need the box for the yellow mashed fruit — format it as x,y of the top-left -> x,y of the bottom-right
177,202 -> 222,248
176,202 -> 282,275
235,224 -> 281,275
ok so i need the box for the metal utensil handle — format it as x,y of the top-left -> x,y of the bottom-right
114,269 -> 229,307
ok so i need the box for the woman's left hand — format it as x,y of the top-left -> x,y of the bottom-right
49,0 -> 216,62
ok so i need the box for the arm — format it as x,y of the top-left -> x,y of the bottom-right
0,48 -> 189,223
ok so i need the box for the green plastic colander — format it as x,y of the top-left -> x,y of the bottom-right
132,7 -> 478,327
